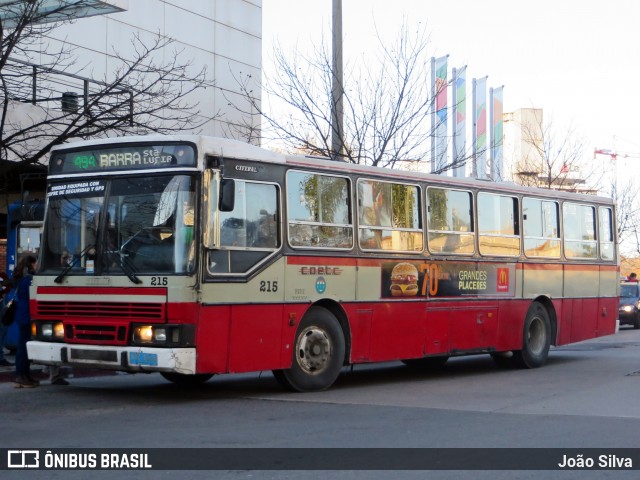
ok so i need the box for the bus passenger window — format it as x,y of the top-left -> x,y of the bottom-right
286,171 -> 353,250
563,203 -> 597,259
599,206 -> 614,261
427,188 -> 474,255
357,180 -> 422,252
523,198 -> 560,258
478,193 -> 520,257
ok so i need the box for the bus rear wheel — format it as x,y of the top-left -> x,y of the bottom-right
272,306 -> 345,392
160,372 -> 214,386
512,302 -> 551,369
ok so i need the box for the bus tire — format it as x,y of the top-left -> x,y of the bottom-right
160,372 -> 213,386
401,356 -> 449,369
272,306 -> 345,392
513,302 -> 551,369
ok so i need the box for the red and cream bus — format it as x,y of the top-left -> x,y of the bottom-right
27,135 -> 619,391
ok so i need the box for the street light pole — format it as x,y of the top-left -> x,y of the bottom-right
331,0 -> 344,160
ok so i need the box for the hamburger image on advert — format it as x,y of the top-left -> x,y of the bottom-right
390,262 -> 419,297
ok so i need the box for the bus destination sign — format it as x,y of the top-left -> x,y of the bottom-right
49,144 -> 197,174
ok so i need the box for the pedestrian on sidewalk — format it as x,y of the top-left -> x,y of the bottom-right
13,255 -> 39,388
0,273 -> 13,367
0,324 -> 12,367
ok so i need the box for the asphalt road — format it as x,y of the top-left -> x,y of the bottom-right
2,327 -> 640,480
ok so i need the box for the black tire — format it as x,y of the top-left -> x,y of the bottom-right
160,372 -> 213,386
272,306 -> 345,392
634,314 -> 640,330
512,302 -> 551,369
402,356 -> 449,370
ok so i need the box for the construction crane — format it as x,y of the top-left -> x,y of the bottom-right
594,148 -> 640,199
594,148 -> 640,161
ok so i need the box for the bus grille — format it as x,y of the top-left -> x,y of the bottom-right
36,301 -> 165,320
71,324 -> 127,342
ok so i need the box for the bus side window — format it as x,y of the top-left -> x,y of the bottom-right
209,180 -> 280,275
478,193 -> 520,257
523,198 -> 560,258
599,206 -> 614,261
426,187 -> 474,255
286,171 -> 353,250
357,179 -> 422,252
563,203 -> 597,259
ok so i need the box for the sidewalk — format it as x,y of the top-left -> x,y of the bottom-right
0,349 -> 117,384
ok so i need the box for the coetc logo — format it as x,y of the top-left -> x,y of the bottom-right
315,276 -> 327,294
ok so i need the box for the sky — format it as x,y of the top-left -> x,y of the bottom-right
262,0 -> 640,168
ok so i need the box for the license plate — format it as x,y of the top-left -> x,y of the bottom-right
129,352 -> 158,366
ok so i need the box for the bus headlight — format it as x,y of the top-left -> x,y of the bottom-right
40,321 -> 65,339
133,325 -> 154,343
131,324 -> 191,346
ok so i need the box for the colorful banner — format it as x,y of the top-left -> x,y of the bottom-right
472,76 -> 488,178
490,86 -> 504,181
452,66 -> 466,177
431,55 -> 449,173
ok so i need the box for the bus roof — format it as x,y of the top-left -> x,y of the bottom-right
51,134 -> 614,206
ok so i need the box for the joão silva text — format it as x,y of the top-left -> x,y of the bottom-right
558,454 -> 632,469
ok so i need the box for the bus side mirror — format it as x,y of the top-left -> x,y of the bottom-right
219,179 -> 235,212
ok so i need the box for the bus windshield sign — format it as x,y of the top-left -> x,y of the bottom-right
49,143 -> 197,174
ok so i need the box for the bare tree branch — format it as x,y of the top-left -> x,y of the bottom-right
226,20 -> 477,172
1,0 -> 216,179
513,114 -> 602,193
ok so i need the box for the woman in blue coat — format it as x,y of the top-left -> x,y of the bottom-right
13,255 -> 39,388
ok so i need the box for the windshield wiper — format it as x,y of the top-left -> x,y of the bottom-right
106,251 -> 142,284
54,244 -> 96,284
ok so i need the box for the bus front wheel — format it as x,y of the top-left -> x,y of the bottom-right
272,306 -> 345,392
160,372 -> 213,386
513,302 -> 551,369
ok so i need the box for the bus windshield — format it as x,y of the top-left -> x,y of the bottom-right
41,174 -> 196,276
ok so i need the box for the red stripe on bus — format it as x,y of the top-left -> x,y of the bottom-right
599,265 -> 618,272
36,287 -> 168,296
563,264 -> 602,272
521,263 -> 563,271
286,256 -> 358,266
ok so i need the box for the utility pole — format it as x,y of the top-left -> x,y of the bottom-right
331,0 -> 344,160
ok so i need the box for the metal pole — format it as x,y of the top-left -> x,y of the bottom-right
430,57 -> 435,172
489,87 -> 494,180
472,78 -> 477,178
331,0 -> 344,160
32,65 -> 37,105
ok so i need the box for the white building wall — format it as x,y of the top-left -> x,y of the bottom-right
502,108 -> 544,182
18,0 -> 262,142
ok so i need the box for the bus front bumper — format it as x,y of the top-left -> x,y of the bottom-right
27,341 -> 197,374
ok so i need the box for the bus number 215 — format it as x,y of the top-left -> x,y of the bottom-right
260,280 -> 278,292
